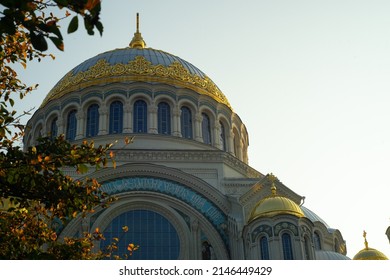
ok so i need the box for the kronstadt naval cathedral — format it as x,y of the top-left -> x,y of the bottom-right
23,15 -> 388,260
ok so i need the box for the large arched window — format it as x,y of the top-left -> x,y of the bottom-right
158,102 -> 171,135
109,101 -> 123,134
180,106 -> 192,139
50,117 -> 58,140
260,236 -> 270,260
66,110 -> 77,141
133,100 -> 147,133
101,210 -> 180,260
282,233 -> 294,260
86,104 -> 99,137
201,113 -> 211,145
219,121 -> 227,151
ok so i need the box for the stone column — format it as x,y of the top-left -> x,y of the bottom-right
98,105 -> 108,135
149,104 -> 158,134
123,100 -> 132,133
75,111 -> 85,140
57,118 -> 64,135
195,112 -> 203,142
172,106 -> 181,137
214,120 -> 222,149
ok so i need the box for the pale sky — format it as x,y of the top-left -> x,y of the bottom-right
15,0 -> 390,259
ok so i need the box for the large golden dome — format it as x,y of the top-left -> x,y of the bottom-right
353,231 -> 388,260
249,184 -> 305,222
40,15 -> 231,109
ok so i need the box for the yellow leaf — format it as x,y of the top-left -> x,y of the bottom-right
122,226 -> 128,232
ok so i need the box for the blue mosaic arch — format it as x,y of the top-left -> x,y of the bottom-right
101,176 -> 228,245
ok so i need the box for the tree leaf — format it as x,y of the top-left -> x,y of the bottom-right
68,15 -> 79,34
77,163 -> 89,174
30,33 -> 48,52
49,36 -> 64,51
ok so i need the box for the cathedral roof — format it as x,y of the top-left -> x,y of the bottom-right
40,14 -> 231,109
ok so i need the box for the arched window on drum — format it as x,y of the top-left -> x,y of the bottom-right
109,101 -> 123,134
260,236 -> 270,260
282,233 -> 294,260
86,104 -> 99,137
133,100 -> 147,133
158,102 -> 171,135
50,117 -> 58,140
180,106 -> 192,139
66,110 -> 77,141
201,113 -> 211,145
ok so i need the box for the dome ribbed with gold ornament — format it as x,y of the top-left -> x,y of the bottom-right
40,13 -> 231,109
248,174 -> 305,222
353,231 -> 388,260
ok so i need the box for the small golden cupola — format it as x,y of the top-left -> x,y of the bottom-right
353,231 -> 388,260
248,174 -> 305,222
129,13 -> 146,48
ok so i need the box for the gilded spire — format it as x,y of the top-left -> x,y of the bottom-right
129,13 -> 146,49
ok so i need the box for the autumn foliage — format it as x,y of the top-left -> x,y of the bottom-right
0,1 -> 135,259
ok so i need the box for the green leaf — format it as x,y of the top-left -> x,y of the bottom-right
49,36 -> 64,51
30,33 -> 48,52
77,164 -> 89,174
67,16 -> 79,34
95,21 -> 103,36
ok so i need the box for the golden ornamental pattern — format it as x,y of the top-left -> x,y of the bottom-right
41,56 -> 231,109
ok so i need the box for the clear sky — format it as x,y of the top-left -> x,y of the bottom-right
15,0 -> 390,259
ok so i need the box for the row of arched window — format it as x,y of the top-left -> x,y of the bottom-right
47,100 -> 236,153
258,231 -> 337,260
259,233 -> 294,260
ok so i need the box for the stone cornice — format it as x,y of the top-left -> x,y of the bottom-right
112,149 -> 262,178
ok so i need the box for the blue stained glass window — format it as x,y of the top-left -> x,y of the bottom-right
109,101 -> 123,134
50,117 -> 58,140
66,110 -> 77,141
133,100 -> 147,133
260,236 -> 270,260
158,102 -> 171,134
219,121 -> 227,151
180,106 -> 192,139
101,210 -> 180,260
282,233 -> 294,260
86,104 -> 99,137
202,113 -> 211,145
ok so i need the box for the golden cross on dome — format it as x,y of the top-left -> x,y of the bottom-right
363,230 -> 369,249
129,13 -> 146,48
268,173 -> 277,195
136,13 -> 140,32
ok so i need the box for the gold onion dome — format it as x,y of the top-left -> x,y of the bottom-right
249,176 -> 305,222
353,231 -> 388,260
40,13 -> 231,109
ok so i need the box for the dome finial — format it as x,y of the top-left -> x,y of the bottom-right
268,173 -> 277,196
129,13 -> 146,49
363,230 -> 369,249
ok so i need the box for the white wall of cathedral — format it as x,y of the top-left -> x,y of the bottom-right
24,82 -> 250,164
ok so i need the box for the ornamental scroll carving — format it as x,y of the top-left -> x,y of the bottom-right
41,56 -> 231,109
